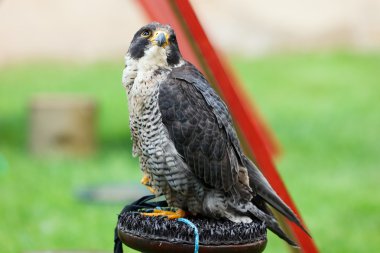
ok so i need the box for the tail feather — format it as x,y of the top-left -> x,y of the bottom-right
247,201 -> 299,247
242,156 -> 311,238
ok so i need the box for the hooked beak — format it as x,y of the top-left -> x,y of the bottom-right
150,31 -> 169,47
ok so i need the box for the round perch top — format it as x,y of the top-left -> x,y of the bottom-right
116,196 -> 267,253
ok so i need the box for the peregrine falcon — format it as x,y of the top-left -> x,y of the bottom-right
122,22 -> 309,246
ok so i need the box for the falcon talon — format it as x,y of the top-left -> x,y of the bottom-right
146,186 -> 156,194
140,175 -> 156,193
122,22 -> 310,247
140,208 -> 186,219
140,175 -> 151,186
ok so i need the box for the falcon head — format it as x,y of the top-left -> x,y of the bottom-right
126,22 -> 183,67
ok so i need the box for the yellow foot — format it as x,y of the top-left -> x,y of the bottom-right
140,175 -> 156,194
140,175 -> 150,185
141,208 -> 186,219
146,186 -> 156,194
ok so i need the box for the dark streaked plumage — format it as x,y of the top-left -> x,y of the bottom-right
122,22 -> 309,247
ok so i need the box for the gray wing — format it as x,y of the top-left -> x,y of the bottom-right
158,62 -> 310,241
158,63 -> 243,192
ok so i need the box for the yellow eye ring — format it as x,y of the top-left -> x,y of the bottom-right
141,30 -> 151,37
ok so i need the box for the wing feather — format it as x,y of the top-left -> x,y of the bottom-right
158,63 -> 241,191
159,63 -> 310,238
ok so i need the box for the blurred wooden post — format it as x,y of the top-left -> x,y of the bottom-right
29,95 -> 96,156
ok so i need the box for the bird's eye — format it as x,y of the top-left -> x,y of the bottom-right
169,35 -> 177,43
141,30 -> 151,37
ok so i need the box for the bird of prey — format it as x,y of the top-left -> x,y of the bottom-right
122,22 -> 309,246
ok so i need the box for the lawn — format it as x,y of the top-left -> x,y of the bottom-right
1,51 -> 379,252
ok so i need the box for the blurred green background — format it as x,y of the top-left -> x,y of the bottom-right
1,1 -> 380,253
1,52 -> 380,253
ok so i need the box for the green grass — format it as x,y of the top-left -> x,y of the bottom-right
1,51 -> 380,252
233,51 -> 380,252
0,61 -> 141,252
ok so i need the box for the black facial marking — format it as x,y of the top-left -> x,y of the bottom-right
128,23 -> 158,60
129,38 -> 149,59
128,22 -> 182,65
167,45 -> 181,66
169,34 -> 177,43
167,34 -> 181,66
